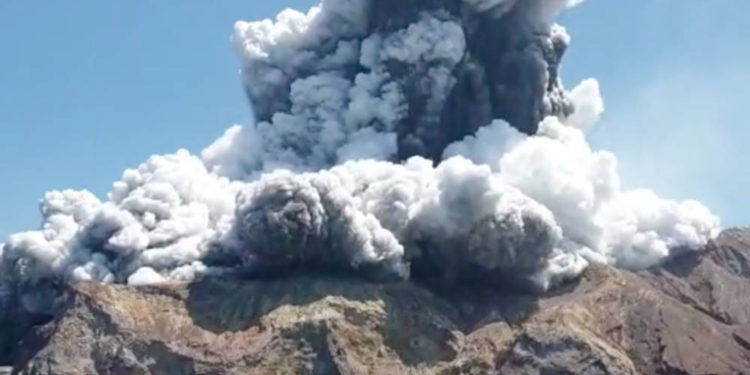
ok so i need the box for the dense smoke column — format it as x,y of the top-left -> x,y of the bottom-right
365,0 -> 573,161
239,0 -> 574,166
467,0 -> 573,135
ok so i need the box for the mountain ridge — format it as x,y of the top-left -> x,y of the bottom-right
6,227 -> 750,374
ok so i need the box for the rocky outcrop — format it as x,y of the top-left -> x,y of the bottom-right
644,228 -> 750,325
9,229 -> 750,374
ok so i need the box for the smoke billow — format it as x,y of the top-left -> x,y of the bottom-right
1,0 -> 720,317
204,0 -> 579,173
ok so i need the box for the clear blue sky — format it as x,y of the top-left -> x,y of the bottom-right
1,0 -> 748,240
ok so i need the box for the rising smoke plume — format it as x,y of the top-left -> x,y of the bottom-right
1,0 -> 719,318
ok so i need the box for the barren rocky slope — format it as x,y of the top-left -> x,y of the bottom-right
6,228 -> 750,374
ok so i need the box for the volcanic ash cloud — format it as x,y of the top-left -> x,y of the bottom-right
1,0 -> 719,316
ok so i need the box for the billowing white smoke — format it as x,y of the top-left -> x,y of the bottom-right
1,0 -> 720,316
1,151 -> 238,309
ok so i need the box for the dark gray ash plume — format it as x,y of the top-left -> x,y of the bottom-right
220,0 -> 575,171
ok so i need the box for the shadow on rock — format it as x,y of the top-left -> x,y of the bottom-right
0,283 -> 65,368
185,273 -> 542,367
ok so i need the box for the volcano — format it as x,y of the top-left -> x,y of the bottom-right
0,1 -> 738,373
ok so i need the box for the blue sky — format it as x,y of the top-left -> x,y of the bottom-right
0,0 -> 748,239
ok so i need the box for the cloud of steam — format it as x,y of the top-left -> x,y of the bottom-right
1,0 -> 720,317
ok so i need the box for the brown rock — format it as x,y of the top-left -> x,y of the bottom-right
643,228 -> 750,325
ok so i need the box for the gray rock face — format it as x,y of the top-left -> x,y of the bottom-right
9,228 -> 750,374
